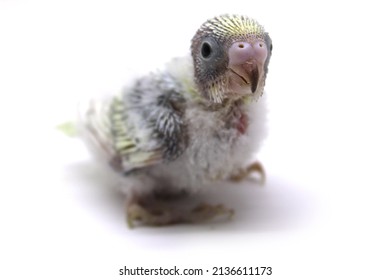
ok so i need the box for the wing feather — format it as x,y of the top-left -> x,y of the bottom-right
80,72 -> 187,175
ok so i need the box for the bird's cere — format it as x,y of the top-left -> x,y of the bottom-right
228,41 -> 268,66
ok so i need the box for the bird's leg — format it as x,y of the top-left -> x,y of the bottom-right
126,194 -> 233,227
230,161 -> 266,185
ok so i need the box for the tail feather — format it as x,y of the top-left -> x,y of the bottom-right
56,121 -> 77,137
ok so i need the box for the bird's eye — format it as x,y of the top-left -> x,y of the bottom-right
201,42 -> 212,59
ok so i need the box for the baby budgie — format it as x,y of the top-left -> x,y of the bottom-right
80,14 -> 273,226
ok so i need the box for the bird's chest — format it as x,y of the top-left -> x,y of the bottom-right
184,105 -> 250,181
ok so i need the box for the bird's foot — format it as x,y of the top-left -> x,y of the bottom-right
126,199 -> 233,227
230,161 -> 266,185
127,203 -> 175,227
190,203 -> 234,223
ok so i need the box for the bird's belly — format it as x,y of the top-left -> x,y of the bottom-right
150,129 -> 251,194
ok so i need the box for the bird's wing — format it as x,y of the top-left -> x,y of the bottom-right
81,72 -> 187,175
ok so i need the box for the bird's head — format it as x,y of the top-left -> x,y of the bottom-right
191,15 -> 272,103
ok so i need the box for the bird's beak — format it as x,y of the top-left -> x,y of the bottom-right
241,61 -> 260,93
228,60 -> 262,94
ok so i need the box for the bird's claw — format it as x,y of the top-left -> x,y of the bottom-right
230,161 -> 266,185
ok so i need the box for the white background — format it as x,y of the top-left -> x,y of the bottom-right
1,0 -> 389,279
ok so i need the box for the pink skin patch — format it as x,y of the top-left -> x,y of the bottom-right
229,104 -> 249,135
236,113 -> 249,134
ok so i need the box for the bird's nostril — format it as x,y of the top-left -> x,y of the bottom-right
259,43 -> 263,47
238,43 -> 245,48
